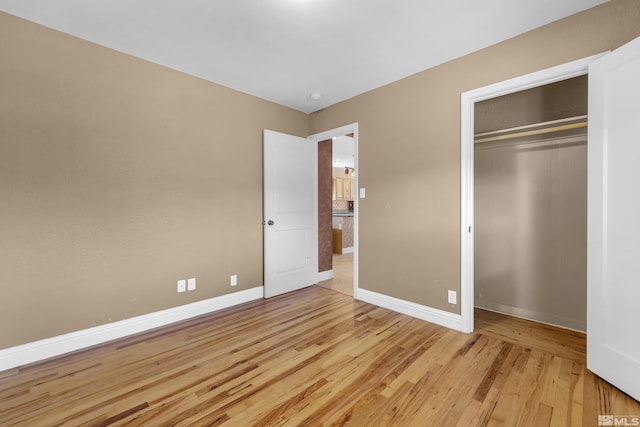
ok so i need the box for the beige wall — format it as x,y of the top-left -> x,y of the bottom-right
0,13 -> 308,348
2,0 -> 640,350
309,0 -> 640,313
474,75 -> 587,134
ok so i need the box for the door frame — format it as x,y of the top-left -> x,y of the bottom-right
459,54 -> 606,333
308,123 -> 359,297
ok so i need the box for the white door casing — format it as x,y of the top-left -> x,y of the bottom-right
263,130 -> 318,298
460,54 -> 603,334
308,123 -> 359,298
461,38 -> 640,400
587,36 -> 640,402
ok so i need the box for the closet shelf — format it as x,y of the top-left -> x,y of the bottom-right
474,115 -> 587,144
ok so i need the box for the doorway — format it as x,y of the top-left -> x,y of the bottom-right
462,37 -> 640,401
474,76 -> 588,332
459,54 -> 605,333
309,124 -> 359,298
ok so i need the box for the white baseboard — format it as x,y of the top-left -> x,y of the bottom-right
357,289 -> 463,332
317,270 -> 334,282
475,301 -> 586,332
342,247 -> 354,254
0,286 -> 264,372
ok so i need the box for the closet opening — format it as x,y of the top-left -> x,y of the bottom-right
473,75 -> 587,332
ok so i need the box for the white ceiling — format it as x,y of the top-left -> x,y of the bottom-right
0,0 -> 607,113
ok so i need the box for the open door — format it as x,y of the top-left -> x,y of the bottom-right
263,130 -> 318,298
587,36 -> 640,401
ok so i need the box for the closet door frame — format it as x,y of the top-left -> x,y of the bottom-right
459,53 -> 605,333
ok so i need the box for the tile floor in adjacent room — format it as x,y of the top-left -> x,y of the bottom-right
317,252 -> 354,296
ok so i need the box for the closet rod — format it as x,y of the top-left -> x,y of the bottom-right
474,115 -> 587,144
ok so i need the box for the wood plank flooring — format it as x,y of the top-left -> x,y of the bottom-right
1,286 -> 638,426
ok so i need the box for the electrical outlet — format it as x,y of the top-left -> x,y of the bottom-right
448,290 -> 457,305
230,274 -> 237,286
177,279 -> 186,293
187,277 -> 196,291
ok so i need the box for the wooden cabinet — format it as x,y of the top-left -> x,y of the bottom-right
332,216 -> 354,253
344,180 -> 352,201
333,178 -> 354,201
332,228 -> 343,254
333,179 -> 344,201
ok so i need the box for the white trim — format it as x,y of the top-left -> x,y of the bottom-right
312,138 -> 320,287
358,289 -> 463,332
0,286 -> 264,372
309,123 -> 359,299
317,270 -> 334,282
342,247 -> 354,254
460,53 -> 606,335
308,123 -> 357,142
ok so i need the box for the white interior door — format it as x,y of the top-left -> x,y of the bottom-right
587,36 -> 640,402
263,130 -> 317,298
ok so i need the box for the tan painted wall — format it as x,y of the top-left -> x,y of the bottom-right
309,0 -> 640,313
2,0 -> 639,350
0,13 -> 308,349
474,75 -> 588,134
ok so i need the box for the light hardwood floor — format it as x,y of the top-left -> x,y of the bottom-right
0,286 -> 638,426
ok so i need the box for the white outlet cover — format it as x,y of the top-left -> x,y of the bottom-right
230,274 -> 237,286
359,188 -> 366,198
177,279 -> 186,293
448,290 -> 457,305
187,277 -> 196,291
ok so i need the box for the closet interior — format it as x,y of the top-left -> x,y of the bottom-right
474,75 -> 587,331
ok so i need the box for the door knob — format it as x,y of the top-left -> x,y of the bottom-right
267,220 -> 275,226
